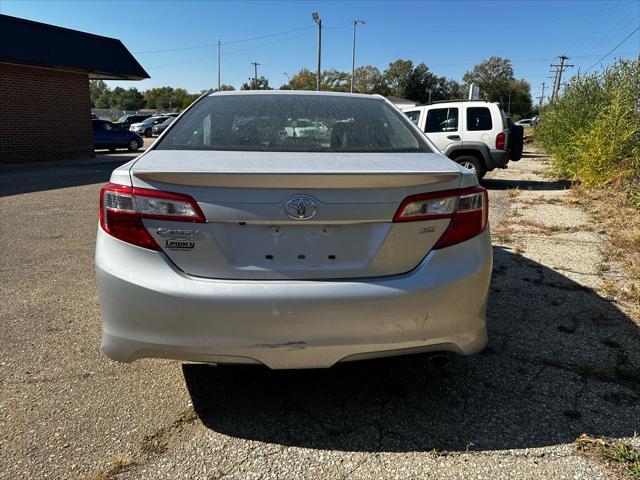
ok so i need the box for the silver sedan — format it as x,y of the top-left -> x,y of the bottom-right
96,91 -> 492,369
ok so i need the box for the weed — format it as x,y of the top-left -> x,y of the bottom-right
535,59 -> 639,188
110,454 -> 133,474
428,448 -> 446,458
507,188 -> 520,200
90,454 -> 134,480
598,263 -> 611,273
575,433 -> 640,479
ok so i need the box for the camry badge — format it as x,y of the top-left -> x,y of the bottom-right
284,196 -> 318,220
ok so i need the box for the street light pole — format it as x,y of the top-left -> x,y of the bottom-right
312,12 -> 321,91
351,20 -> 365,93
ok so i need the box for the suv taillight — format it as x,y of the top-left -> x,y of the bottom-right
496,132 -> 506,150
393,186 -> 488,249
99,183 -> 205,250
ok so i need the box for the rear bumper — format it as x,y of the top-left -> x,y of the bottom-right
96,228 -> 492,369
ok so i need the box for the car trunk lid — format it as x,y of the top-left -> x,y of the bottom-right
129,150 -> 462,279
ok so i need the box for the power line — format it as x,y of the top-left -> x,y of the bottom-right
567,2 -> 613,55
221,25 -> 313,45
134,43 -> 216,55
568,1 -> 620,56
575,1 -> 640,58
147,30 -> 315,69
135,10 -> 602,56
133,23 -> 349,55
149,55 -> 213,69
584,26 -> 640,73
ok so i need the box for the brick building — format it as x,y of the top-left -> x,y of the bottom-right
0,15 -> 148,164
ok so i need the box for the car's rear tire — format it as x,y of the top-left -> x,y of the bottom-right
509,125 -> 524,161
455,155 -> 486,180
128,139 -> 140,152
144,128 -> 152,137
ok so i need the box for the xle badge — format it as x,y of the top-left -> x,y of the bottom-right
165,239 -> 195,250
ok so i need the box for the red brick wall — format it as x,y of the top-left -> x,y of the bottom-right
0,63 -> 94,164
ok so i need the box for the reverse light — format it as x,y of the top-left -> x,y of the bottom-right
99,183 -> 205,250
393,186 -> 488,248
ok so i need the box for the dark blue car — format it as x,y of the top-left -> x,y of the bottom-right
92,120 -> 144,152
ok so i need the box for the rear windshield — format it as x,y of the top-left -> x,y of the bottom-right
156,94 -> 431,153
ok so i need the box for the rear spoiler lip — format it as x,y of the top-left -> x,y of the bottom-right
131,171 -> 461,189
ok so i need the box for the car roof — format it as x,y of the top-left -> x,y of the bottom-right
208,90 -> 383,100
401,100 -> 501,111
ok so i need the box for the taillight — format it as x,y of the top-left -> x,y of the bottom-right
99,183 -> 205,250
496,132 -> 505,150
393,186 -> 488,249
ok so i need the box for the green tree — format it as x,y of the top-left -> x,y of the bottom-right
438,78 -> 464,100
404,63 -> 439,103
143,87 -> 188,110
89,80 -> 109,108
214,84 -> 236,92
462,56 -> 514,102
322,69 -> 350,91
352,65 -> 388,94
505,79 -> 533,118
241,76 -> 272,90
116,87 -> 145,110
289,68 -> 316,91
95,91 -> 113,109
383,59 -> 414,97
181,93 -> 201,109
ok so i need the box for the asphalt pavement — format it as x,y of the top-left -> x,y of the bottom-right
0,150 -> 637,479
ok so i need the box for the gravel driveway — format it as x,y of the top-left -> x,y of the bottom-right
0,151 -> 637,479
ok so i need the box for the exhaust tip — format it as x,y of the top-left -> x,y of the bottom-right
426,353 -> 449,368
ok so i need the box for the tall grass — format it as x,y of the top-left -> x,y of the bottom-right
535,59 -> 639,194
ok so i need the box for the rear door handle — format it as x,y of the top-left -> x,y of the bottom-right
447,135 -> 461,140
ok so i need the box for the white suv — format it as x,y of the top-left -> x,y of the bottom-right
403,101 -> 521,179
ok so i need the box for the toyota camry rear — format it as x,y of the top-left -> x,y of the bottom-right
96,91 -> 492,369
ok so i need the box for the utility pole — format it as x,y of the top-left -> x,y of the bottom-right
538,82 -> 545,109
550,55 -> 574,101
508,91 -> 512,115
217,38 -> 221,91
312,12 -> 322,91
251,62 -> 260,89
350,19 -> 365,93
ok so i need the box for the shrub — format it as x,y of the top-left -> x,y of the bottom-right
535,59 -> 640,188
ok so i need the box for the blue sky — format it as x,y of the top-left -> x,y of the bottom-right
2,0 -> 639,101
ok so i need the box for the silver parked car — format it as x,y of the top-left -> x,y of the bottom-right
152,116 -> 175,136
130,116 -> 169,137
96,91 -> 492,369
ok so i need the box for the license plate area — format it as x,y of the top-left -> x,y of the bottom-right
224,223 -> 383,269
